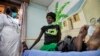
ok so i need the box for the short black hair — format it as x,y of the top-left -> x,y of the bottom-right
46,12 -> 56,22
5,8 -> 11,15
11,6 -> 18,12
5,6 -> 18,15
67,35 -> 72,39
97,18 -> 100,23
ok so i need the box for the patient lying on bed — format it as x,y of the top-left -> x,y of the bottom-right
22,24 -> 100,52
22,19 -> 100,56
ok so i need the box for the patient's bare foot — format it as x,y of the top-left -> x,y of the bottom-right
74,25 -> 88,51
87,25 -> 100,50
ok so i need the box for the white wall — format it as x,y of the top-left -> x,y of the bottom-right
83,0 -> 100,24
48,0 -> 85,16
27,3 -> 47,49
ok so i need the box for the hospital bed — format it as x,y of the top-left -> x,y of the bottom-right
23,49 -> 100,56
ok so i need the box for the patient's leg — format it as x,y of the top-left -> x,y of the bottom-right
74,25 -> 88,51
87,38 -> 100,50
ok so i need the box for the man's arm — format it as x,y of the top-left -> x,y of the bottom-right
57,26 -> 61,43
29,30 -> 44,49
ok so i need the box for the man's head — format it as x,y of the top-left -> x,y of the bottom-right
64,35 -> 72,44
46,12 -> 56,24
90,18 -> 96,26
5,6 -> 18,18
96,18 -> 100,26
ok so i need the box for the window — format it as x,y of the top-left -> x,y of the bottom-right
73,13 -> 80,22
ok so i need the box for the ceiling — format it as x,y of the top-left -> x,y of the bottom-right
30,0 -> 53,7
